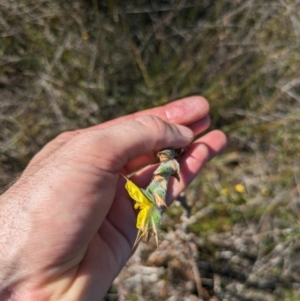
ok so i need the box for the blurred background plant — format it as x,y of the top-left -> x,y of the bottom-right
1,0 -> 300,300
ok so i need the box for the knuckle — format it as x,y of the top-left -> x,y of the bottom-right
55,130 -> 79,142
135,115 -> 168,134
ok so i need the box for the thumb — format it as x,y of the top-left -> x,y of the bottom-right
70,115 -> 194,173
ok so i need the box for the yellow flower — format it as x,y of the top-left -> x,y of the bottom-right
261,188 -> 269,196
123,176 -> 160,248
221,188 -> 230,196
81,32 -> 89,41
235,184 -> 245,193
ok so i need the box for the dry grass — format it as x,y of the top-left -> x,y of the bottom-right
1,0 -> 300,300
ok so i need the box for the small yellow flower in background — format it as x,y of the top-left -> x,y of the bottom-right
221,188 -> 230,196
235,184 -> 245,193
81,32 -> 89,41
261,188 -> 269,196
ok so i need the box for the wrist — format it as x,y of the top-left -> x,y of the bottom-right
0,190 -> 46,301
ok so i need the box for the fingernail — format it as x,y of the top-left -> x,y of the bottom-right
177,125 -> 194,140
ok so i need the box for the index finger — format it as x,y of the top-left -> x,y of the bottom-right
79,95 -> 209,132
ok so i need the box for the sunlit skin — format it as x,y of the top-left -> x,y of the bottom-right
0,96 -> 227,301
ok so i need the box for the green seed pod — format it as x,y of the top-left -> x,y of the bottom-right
153,159 -> 180,181
157,149 -> 175,161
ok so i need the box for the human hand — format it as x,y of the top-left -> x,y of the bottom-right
0,96 -> 226,301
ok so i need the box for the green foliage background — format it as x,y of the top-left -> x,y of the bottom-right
1,0 -> 300,300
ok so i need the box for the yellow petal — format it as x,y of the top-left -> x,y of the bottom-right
122,174 -> 160,248
136,207 -> 150,230
125,179 -> 153,208
235,184 -> 245,193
